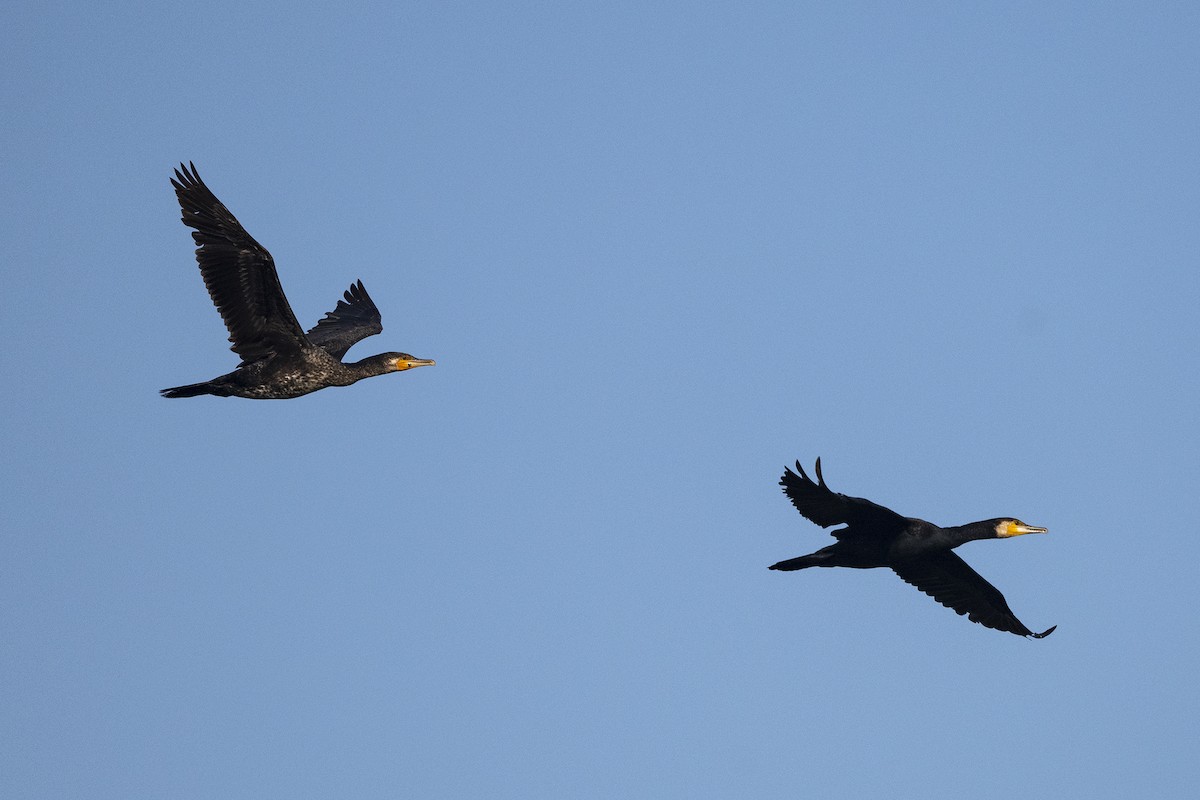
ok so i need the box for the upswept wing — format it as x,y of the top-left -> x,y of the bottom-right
780,458 -> 908,538
891,551 -> 1056,638
305,280 -> 384,360
172,162 -> 307,365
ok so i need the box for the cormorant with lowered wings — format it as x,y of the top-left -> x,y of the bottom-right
770,458 -> 1055,638
161,163 -> 434,399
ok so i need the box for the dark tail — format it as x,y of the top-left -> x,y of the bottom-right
769,554 -> 824,571
160,381 -> 224,398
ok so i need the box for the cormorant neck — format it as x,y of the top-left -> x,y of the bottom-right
346,353 -> 397,379
943,521 -> 1001,546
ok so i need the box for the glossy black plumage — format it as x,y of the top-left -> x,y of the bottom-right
770,458 -> 1055,638
161,163 -> 433,399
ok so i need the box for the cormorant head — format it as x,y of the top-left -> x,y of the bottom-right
993,519 -> 1048,538
386,353 -> 436,372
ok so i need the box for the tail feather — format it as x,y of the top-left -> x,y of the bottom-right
769,555 -> 823,571
160,381 -> 224,398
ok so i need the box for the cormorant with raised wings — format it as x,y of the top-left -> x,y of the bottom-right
770,458 -> 1055,638
161,163 -> 434,399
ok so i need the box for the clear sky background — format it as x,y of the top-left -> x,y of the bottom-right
3,2 -> 1198,797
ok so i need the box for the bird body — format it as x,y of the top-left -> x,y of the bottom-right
161,163 -> 434,399
161,348 -> 419,399
771,458 -> 1055,638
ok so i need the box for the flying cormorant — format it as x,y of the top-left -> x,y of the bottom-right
161,163 -> 434,399
770,458 -> 1055,638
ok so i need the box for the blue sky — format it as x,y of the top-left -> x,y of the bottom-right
3,2 -> 1198,797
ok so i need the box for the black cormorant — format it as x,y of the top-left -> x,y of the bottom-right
161,163 -> 434,399
770,458 -> 1055,638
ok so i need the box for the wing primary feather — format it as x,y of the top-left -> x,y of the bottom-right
171,162 -> 308,365
304,278 -> 384,359
890,551 -> 1051,638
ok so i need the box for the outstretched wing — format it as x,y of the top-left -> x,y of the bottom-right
780,458 -> 908,538
305,280 -> 384,360
172,162 -> 308,365
891,551 -> 1056,638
